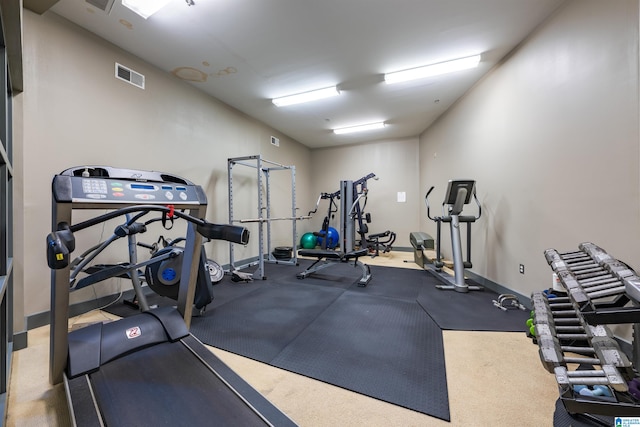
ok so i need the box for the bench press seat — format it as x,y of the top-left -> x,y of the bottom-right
298,248 -> 368,260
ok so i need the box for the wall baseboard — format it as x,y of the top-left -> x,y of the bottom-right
12,331 -> 27,351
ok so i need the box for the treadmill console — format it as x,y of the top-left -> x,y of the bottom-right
53,166 -> 206,206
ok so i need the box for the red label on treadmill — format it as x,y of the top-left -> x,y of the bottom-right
126,326 -> 141,339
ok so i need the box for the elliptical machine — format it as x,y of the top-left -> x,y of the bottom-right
425,179 -> 483,292
68,211 -> 225,315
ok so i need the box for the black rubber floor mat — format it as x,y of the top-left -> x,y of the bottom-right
415,271 -> 530,331
292,258 -> 366,289
104,261 -> 529,332
190,262 -> 451,420
271,291 -> 449,421
190,282 -> 345,362
101,260 -> 529,420
347,264 -> 423,301
101,292 -> 175,318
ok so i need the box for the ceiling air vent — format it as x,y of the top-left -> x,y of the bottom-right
115,63 -> 145,90
86,0 -> 115,13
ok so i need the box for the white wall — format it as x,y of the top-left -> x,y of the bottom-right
419,0 -> 640,300
20,11 -> 312,317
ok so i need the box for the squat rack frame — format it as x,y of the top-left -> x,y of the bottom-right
228,155 -> 305,279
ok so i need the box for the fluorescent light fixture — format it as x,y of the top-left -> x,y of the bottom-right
122,0 -> 172,19
272,86 -> 339,107
333,122 -> 386,135
384,54 -> 481,84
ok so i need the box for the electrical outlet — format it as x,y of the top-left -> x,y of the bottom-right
519,264 -> 525,274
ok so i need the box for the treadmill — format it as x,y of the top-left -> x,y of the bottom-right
47,166 -> 297,427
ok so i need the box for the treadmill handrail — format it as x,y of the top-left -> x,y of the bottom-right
63,205 -> 249,244
49,206 -> 249,272
66,205 -> 203,233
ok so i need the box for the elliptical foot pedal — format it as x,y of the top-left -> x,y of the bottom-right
493,294 -> 526,310
231,270 -> 254,282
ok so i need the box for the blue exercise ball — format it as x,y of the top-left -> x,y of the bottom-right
316,227 -> 340,249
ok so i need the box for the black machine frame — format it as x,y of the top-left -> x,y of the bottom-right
47,166 -> 296,426
297,174 -> 380,286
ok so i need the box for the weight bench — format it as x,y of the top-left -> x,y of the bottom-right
409,231 -> 434,268
297,248 -> 372,286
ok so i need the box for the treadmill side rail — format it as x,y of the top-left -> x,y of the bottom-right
182,334 -> 299,427
65,374 -> 104,427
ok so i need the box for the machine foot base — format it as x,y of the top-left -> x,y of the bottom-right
435,284 -> 484,292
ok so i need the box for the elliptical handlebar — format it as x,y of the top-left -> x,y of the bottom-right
471,188 -> 482,220
425,186 -> 436,221
424,183 -> 481,221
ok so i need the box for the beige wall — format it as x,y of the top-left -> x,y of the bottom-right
308,137 -> 421,248
419,0 -> 640,301
16,0 -> 640,327
19,11 -> 313,317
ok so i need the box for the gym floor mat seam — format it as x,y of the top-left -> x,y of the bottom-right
103,260 -> 529,420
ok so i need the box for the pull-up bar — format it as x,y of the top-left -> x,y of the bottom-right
236,215 -> 312,224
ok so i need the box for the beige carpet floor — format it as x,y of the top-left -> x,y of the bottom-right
5,251 -> 560,426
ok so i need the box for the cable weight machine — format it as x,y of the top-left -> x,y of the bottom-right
296,173 -> 376,286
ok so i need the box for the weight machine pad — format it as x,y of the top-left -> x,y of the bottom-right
410,232 -> 434,250
298,248 -> 368,260
298,249 -> 343,259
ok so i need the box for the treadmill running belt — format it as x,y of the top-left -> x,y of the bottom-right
87,341 -> 270,427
